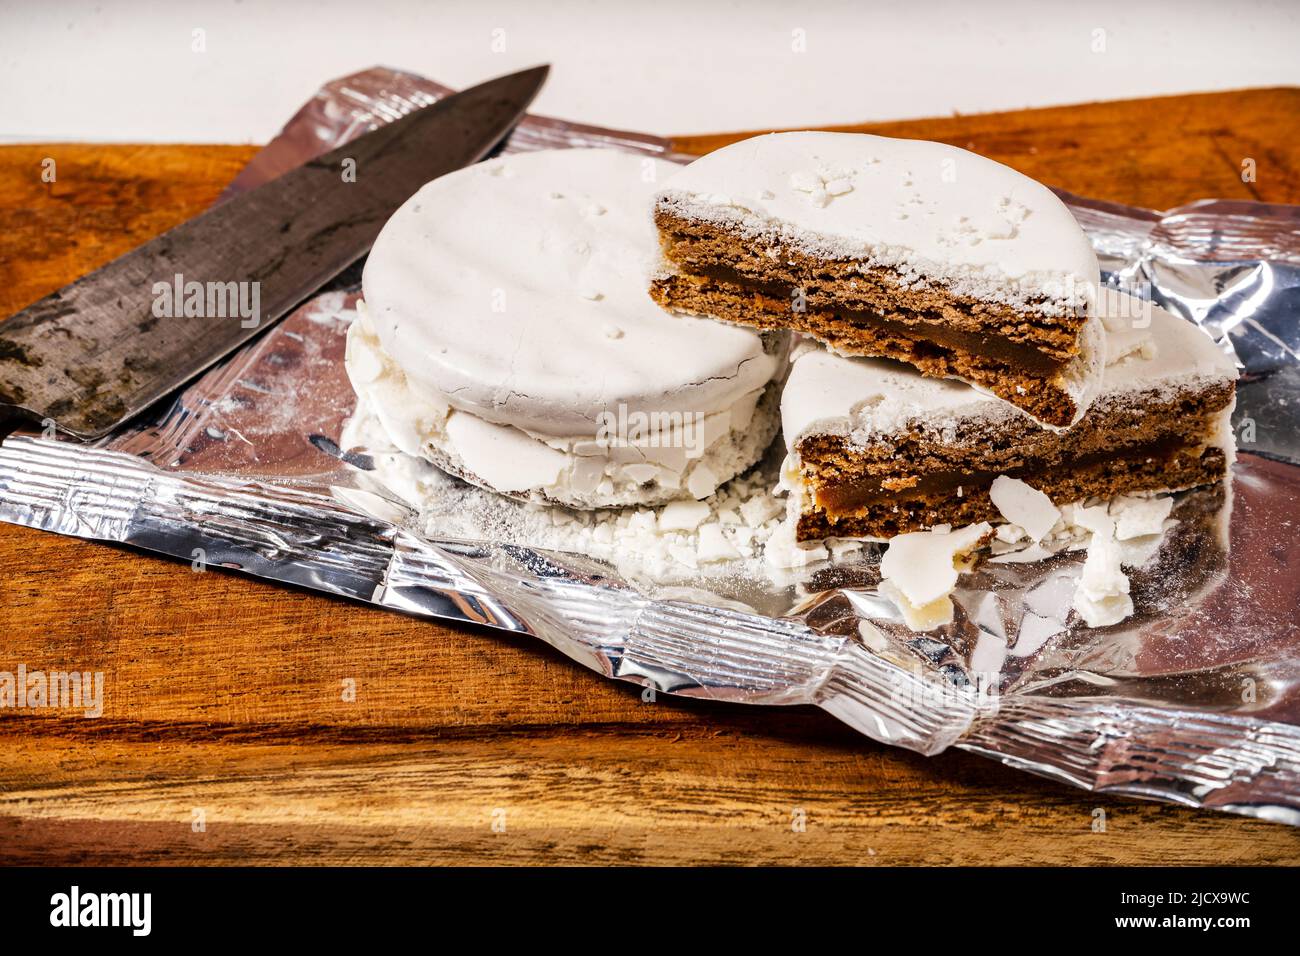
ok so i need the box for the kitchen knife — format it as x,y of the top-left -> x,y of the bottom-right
0,64 -> 549,439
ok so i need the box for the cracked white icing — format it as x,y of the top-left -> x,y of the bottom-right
990,476 -> 1061,543
339,400 -> 793,583
346,305 -> 783,508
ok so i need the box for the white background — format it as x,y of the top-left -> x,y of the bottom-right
2,0 -> 1298,143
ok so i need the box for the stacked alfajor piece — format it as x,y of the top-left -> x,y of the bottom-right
347,148 -> 789,510
647,132 -> 1237,544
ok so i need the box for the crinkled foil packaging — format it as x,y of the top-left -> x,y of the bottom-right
3,69 -> 1298,823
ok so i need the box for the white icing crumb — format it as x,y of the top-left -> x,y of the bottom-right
989,543 -> 1055,564
659,499 -> 710,531
879,579 -> 953,631
858,620 -> 890,652
1069,493 -> 1176,627
827,538 -> 864,560
602,323 -> 624,339
697,523 -> 741,563
686,463 -> 718,500
739,494 -> 784,528
1074,532 -> 1133,627
788,166 -> 856,208
375,438 -> 793,583
764,518 -> 829,569
879,522 -> 991,630
989,476 -> 1061,542
1111,494 -> 1174,540
994,522 -> 1027,544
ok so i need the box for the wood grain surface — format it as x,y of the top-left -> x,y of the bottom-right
674,87 -> 1300,209
2,89 -> 1299,866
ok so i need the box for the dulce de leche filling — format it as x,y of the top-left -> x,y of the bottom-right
810,436 -> 1190,515
684,265 -> 1069,377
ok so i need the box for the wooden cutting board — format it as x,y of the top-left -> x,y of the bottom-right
2,89 -> 1299,866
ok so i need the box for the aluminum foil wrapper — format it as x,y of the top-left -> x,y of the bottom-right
3,68 -> 1299,823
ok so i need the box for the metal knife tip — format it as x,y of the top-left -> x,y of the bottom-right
509,63 -> 550,90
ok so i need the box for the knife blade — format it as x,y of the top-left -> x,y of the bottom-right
0,64 -> 549,439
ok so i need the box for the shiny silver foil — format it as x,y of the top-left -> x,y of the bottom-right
2,68 -> 1298,823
